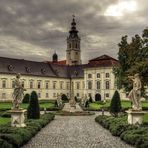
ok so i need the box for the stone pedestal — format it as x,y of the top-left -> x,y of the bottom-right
126,110 -> 146,125
9,109 -> 26,127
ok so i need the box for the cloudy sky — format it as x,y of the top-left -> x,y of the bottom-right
0,0 -> 147,63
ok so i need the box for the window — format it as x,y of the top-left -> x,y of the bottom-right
76,82 -> 80,89
46,93 -> 49,98
96,81 -> 101,89
69,43 -> 71,48
76,43 -> 77,48
37,81 -> 41,89
30,81 -> 33,89
106,73 -> 110,78
106,81 -> 110,89
75,52 -> 78,55
97,73 -> 100,78
88,74 -> 92,78
2,80 -> 6,88
53,81 -> 57,89
2,93 -> 6,99
106,93 -> 109,98
38,93 -> 41,98
88,81 -> 92,89
45,82 -> 49,89
77,93 -> 79,97
12,81 -> 15,88
60,81 -> 64,89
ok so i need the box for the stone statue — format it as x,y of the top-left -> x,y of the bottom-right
128,73 -> 142,110
57,94 -> 62,106
12,73 -> 26,110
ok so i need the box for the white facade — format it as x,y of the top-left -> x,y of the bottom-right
0,65 -> 116,101
84,67 -> 116,100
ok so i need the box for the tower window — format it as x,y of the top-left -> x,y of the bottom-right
76,52 -> 78,55
76,43 -> 77,48
69,43 -> 71,48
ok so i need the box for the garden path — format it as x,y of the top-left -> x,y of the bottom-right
22,114 -> 133,148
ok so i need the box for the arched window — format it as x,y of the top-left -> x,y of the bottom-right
97,73 -> 100,78
88,81 -> 92,89
76,43 -> 77,48
96,81 -> 101,89
106,81 -> 110,89
69,43 -> 71,48
30,81 -> 33,89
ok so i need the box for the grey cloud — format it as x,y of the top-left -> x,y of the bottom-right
0,0 -> 147,63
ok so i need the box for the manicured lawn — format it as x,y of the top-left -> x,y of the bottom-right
144,114 -> 148,123
0,102 -> 55,110
89,100 -> 148,110
0,117 -> 10,125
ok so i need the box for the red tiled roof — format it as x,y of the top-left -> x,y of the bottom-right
88,54 -> 118,67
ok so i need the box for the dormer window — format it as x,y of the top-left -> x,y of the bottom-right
8,65 -> 14,71
26,67 -> 31,73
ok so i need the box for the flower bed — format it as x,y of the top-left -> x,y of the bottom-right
95,114 -> 148,148
0,113 -> 55,148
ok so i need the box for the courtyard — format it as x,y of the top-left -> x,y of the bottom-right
22,113 -> 133,148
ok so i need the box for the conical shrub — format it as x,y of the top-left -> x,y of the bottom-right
27,91 -> 40,119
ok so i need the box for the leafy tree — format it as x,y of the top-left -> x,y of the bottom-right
114,28 -> 148,97
22,93 -> 30,103
95,93 -> 101,101
27,91 -> 40,119
61,94 -> 68,102
110,90 -> 122,117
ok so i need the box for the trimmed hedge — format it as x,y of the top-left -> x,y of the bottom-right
0,113 -> 55,148
95,115 -> 148,148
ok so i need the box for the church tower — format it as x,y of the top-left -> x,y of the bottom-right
66,16 -> 81,65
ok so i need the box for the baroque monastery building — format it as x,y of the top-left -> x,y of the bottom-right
0,17 -> 118,101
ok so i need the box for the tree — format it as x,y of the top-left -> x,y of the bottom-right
22,93 -> 30,103
27,91 -> 40,119
114,28 -> 148,97
61,94 -> 68,102
95,93 -> 101,101
110,90 -> 121,117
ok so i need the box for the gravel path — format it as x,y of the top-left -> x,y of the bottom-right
22,115 -> 133,148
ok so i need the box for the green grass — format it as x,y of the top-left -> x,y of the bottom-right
144,114 -> 148,123
0,117 -> 10,125
89,100 -> 148,110
0,102 -> 55,110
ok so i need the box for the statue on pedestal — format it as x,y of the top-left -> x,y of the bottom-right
128,73 -> 142,110
12,73 -> 26,110
57,94 -> 62,106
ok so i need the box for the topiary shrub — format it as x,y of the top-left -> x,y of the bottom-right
95,93 -> 101,101
22,93 -> 30,103
27,91 -> 40,119
61,94 -> 68,102
110,90 -> 122,117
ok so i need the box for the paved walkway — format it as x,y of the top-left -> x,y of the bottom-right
62,103 -> 83,112
22,115 -> 133,148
